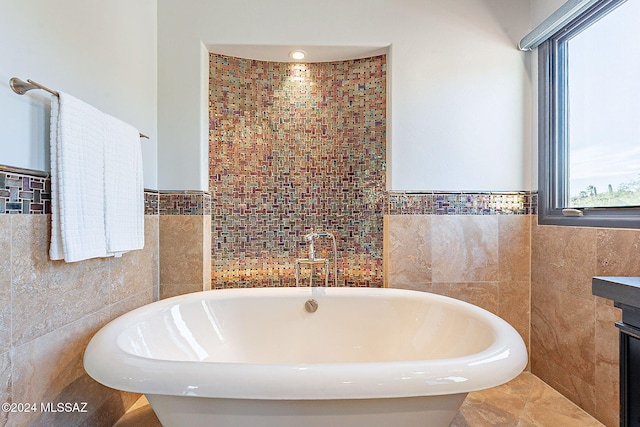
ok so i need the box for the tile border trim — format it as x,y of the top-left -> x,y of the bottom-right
0,165 -> 211,216
158,191 -> 212,216
2,165 -> 536,216
386,191 -> 538,215
0,168 -> 51,214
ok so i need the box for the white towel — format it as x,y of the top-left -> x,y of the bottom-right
50,93 -> 108,262
104,114 -> 144,255
49,92 -> 144,262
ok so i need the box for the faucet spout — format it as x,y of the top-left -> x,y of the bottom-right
307,235 -> 316,260
304,230 -> 324,260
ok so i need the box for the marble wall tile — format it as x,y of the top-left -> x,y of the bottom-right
203,214 -> 212,291
109,215 -> 159,305
159,215 -> 205,289
145,215 -> 160,300
498,280 -> 530,357
144,215 -> 159,283
109,215 -> 159,311
531,283 -> 596,413
531,284 -> 595,382
159,283 -> 203,300
0,351 -> 10,427
529,220 -> 640,426
9,309 -> 111,426
385,215 -> 432,285
594,299 -> 621,427
0,216 -> 10,354
110,247 -> 153,304
594,300 -> 620,372
498,215 -> 531,282
11,215 -> 111,346
110,288 -> 154,320
431,216 -> 498,283
596,228 -> 640,276
387,281 -> 433,293
431,282 -> 499,314
531,224 -> 597,299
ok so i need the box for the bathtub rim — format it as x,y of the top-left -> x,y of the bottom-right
83,287 -> 528,400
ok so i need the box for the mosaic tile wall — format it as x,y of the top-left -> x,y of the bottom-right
209,53 -> 387,288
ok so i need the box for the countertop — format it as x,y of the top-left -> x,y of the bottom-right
593,276 -> 640,308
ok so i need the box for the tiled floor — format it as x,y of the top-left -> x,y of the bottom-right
114,372 -> 604,427
451,372 -> 603,426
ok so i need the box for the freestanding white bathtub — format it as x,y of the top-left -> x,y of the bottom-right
84,287 -> 527,427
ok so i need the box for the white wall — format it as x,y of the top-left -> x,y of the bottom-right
0,0 -> 158,189
158,0 -> 533,192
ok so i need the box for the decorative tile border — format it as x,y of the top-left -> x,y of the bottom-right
158,191 -> 212,215
386,192 -> 538,216
0,168 -> 51,214
1,173 -> 538,218
144,190 -> 159,215
1,165 -> 168,216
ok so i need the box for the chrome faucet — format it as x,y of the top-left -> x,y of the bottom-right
296,230 -> 338,287
304,231 -> 322,260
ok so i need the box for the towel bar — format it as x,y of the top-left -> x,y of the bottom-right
9,77 -> 149,139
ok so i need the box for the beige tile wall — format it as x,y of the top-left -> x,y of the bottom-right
0,214 -> 158,427
531,221 -> 639,427
159,214 -> 211,299
385,214 -> 531,358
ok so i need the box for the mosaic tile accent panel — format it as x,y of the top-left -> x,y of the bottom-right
209,53 -> 387,288
159,191 -> 212,215
387,192 -> 538,215
0,169 -> 50,214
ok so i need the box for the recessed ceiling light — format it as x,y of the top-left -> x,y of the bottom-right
289,50 -> 306,60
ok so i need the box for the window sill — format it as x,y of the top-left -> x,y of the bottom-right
538,208 -> 640,229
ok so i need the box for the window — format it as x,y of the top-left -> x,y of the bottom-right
538,0 -> 640,228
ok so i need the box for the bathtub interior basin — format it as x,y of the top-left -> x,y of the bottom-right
117,288 -> 497,365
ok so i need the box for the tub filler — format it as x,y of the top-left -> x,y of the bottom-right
84,287 -> 527,427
